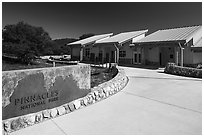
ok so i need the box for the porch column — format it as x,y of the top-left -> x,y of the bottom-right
109,50 -> 111,68
116,47 -> 119,64
80,47 -> 83,62
102,48 -> 105,65
141,47 -> 145,64
178,42 -> 184,67
113,43 -> 119,64
114,50 -> 117,63
175,47 -> 179,65
181,48 -> 184,67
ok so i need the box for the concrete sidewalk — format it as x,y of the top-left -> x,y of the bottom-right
11,66 -> 202,135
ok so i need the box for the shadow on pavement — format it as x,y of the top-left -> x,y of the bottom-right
157,71 -> 202,80
118,64 -> 160,70
129,76 -> 202,81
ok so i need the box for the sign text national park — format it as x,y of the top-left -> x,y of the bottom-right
15,90 -> 59,111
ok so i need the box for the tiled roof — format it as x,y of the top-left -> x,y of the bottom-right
95,30 -> 148,44
194,38 -> 202,47
134,25 -> 201,44
67,33 -> 113,46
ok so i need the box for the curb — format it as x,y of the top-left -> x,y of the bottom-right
2,67 -> 128,135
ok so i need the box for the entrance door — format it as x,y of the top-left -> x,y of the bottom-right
105,53 -> 109,63
160,47 -> 174,66
90,53 -> 95,62
111,51 -> 115,62
99,52 -> 103,63
133,48 -> 142,64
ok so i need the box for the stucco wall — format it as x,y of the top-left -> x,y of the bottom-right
2,64 -> 91,120
90,46 -> 99,56
72,46 -> 80,57
88,44 -> 100,59
147,47 -> 159,62
102,44 -> 115,61
120,41 -> 133,59
183,46 -> 194,64
193,51 -> 202,64
88,44 -> 115,59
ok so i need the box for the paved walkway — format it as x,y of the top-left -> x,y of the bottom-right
11,66 -> 202,135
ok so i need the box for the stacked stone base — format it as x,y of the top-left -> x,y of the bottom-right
164,62 -> 202,78
2,68 -> 128,135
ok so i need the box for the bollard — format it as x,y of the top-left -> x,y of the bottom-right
53,61 -> 55,67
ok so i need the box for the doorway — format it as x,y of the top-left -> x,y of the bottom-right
105,53 -> 109,63
133,48 -> 142,64
111,51 -> 115,62
99,51 -> 103,63
159,47 -> 175,66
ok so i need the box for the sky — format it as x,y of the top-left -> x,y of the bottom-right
2,2 -> 202,40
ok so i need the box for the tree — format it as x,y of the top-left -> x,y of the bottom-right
79,33 -> 95,40
53,38 -> 77,55
2,21 -> 52,64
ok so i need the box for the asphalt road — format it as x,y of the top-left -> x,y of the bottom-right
11,66 -> 202,135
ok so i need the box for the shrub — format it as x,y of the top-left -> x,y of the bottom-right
196,64 -> 202,69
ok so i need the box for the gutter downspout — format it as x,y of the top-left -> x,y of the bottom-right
178,42 -> 184,67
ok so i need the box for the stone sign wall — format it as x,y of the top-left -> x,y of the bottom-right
2,64 -> 90,120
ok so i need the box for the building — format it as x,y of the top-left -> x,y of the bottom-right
94,30 -> 148,64
133,25 -> 202,67
67,25 -> 202,67
67,33 -> 113,61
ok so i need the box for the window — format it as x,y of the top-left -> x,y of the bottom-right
99,50 -> 103,62
170,54 -> 173,59
119,51 -> 126,57
138,54 -> 141,63
85,48 -> 90,57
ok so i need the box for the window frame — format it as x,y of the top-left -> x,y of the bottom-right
119,50 -> 126,58
85,48 -> 90,58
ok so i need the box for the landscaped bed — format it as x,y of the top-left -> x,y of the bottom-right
2,60 -> 67,71
91,66 -> 118,88
3,59 -> 118,88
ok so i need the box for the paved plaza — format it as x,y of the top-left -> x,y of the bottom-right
11,66 -> 202,135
